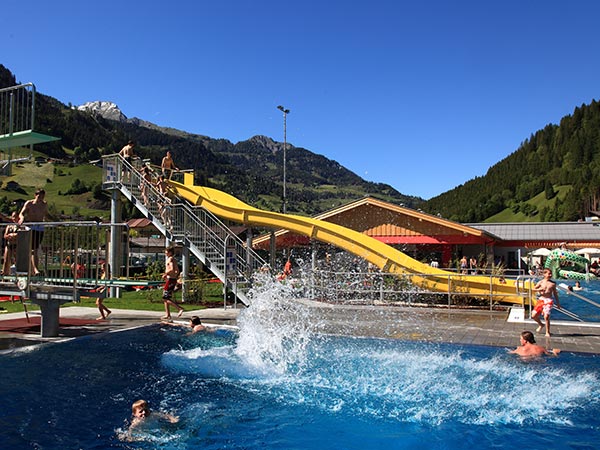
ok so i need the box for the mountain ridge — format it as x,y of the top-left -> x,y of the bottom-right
0,65 -> 421,217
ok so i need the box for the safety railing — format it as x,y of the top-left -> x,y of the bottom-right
102,154 -> 267,304
0,221 -> 129,299
310,269 -> 529,310
0,83 -> 35,138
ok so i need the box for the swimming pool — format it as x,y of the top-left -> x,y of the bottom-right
1,281 -> 599,449
554,280 -> 600,322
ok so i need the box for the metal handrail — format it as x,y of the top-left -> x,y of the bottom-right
102,154 -> 266,304
0,82 -> 36,136
520,277 -> 599,323
311,269 -> 527,306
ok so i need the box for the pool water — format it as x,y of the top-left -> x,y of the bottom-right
1,279 -> 599,449
554,280 -> 600,321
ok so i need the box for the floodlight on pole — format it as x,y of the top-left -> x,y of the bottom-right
277,105 -> 290,214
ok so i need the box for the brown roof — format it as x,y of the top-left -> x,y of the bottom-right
253,197 -> 492,248
127,218 -> 153,229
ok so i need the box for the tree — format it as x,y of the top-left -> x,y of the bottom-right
544,180 -> 556,200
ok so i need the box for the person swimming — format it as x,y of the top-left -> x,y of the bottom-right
119,399 -> 179,442
509,331 -> 560,357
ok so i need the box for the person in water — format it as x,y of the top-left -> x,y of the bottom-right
531,268 -> 561,336
121,399 -> 179,441
187,316 -> 207,334
162,315 -> 210,335
510,331 -> 560,357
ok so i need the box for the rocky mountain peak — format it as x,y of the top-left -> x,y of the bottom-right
248,135 -> 292,154
77,101 -> 127,122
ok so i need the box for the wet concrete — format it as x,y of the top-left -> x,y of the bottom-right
1,300 -> 600,354
299,300 -> 600,354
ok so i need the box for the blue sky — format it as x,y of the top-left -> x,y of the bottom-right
2,1 -> 599,199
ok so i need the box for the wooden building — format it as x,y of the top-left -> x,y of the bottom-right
252,197 -> 600,271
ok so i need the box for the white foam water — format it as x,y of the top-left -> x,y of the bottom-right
234,272 -> 316,375
162,273 -> 600,426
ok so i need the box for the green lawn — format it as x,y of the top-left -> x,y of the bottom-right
0,283 -> 227,315
1,157 -> 108,219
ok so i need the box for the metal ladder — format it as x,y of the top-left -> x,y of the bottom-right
516,275 -> 592,322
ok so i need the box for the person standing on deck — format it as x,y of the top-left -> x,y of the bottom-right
531,268 -> 561,336
18,189 -> 49,276
460,255 -> 468,274
96,262 -> 112,320
161,151 -> 179,179
161,247 -> 184,321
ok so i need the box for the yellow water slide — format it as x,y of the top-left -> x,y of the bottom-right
170,173 -> 527,305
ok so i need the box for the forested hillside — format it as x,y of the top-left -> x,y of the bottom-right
423,100 -> 600,222
5,63 -> 597,224
0,65 -> 420,217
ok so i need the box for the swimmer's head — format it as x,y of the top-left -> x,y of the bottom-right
132,399 -> 149,418
521,331 -> 536,344
190,316 -> 202,326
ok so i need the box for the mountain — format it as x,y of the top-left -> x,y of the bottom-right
0,65 -> 421,217
77,101 -> 127,122
77,101 -> 414,214
8,62 -> 596,224
422,99 -> 600,223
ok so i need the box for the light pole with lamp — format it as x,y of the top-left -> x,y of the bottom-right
277,105 -> 290,214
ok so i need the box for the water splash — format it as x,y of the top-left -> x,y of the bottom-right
268,339 -> 599,426
162,273 -> 600,426
234,272 -> 316,375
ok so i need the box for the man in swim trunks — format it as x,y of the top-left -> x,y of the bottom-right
161,247 -> 184,321
119,140 -> 136,163
119,140 -> 136,181
532,268 -> 561,336
18,188 -> 49,276
161,151 -> 179,179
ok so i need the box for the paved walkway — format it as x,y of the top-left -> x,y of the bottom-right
298,300 -> 600,354
2,300 -> 600,354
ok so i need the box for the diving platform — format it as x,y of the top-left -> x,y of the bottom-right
0,130 -> 60,150
0,83 -> 60,169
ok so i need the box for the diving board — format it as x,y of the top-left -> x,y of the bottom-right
0,130 -> 60,150
0,82 -> 61,151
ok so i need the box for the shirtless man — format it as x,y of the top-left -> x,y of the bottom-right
163,315 -> 209,335
162,247 -> 184,321
188,316 -> 207,334
510,331 -> 560,357
532,268 -> 561,336
18,189 -> 49,275
119,140 -> 136,181
139,165 -> 153,205
119,140 -> 136,161
161,151 -> 178,179
155,175 -> 172,227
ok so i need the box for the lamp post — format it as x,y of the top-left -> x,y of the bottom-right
277,105 -> 290,214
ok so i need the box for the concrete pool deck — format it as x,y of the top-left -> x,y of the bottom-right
1,299 -> 600,354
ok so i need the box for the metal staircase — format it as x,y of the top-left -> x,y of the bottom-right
102,155 -> 266,306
